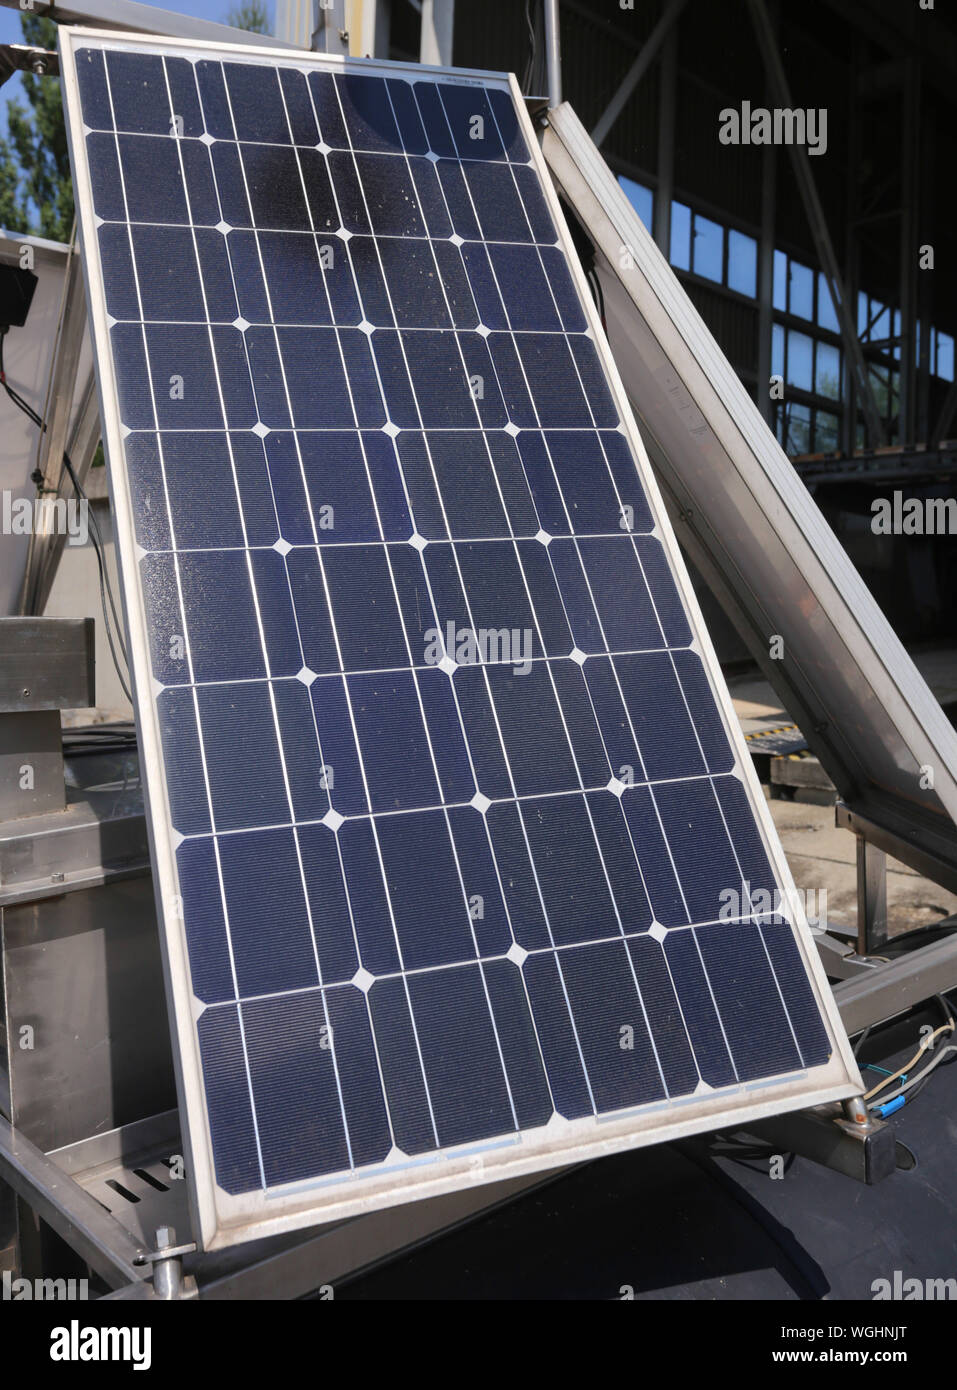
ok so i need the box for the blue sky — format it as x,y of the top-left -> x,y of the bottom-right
1,0 -> 274,135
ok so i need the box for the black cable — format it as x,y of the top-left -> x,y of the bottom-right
0,327 -> 133,703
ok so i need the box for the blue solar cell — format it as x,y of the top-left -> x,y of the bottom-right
241,990 -> 354,1184
68,41 -> 840,1224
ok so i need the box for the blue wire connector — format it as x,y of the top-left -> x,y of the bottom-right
874,1095 -> 906,1119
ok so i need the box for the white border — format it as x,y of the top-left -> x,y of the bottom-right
59,26 -> 861,1252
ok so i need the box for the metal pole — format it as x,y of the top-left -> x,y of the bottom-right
543,0 -> 562,109
420,0 -> 455,68
312,0 -> 349,55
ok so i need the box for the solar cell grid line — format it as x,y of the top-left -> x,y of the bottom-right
60,28 -> 861,1250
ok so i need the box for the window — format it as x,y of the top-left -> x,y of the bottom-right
775,403 -> 840,456
773,249 -> 787,311
817,273 -> 839,333
784,402 -> 812,454
670,200 -> 691,270
789,260 -> 814,320
815,341 -> 841,400
786,331 -> 814,392
936,331 -> 955,382
668,201 -> 757,298
728,230 -> 757,298
815,411 -> 840,452
618,176 -> 653,232
857,291 -> 869,337
692,212 -> 723,283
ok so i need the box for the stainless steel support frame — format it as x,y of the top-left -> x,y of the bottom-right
0,1112 -> 149,1288
18,243 -> 88,618
834,931 -> 957,1036
856,837 -> 889,956
735,1102 -> 897,1186
1,1103 -> 571,1299
836,801 -> 957,900
21,248 -> 103,617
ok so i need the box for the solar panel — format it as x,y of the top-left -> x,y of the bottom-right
60,28 -> 860,1249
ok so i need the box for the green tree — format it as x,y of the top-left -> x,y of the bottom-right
226,1 -> 270,34
0,14 -> 73,242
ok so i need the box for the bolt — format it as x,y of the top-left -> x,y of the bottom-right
51,872 -> 64,883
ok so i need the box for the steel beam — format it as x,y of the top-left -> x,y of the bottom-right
835,801 -> 957,898
746,0 -> 886,447
590,0 -> 687,148
834,932 -> 957,1036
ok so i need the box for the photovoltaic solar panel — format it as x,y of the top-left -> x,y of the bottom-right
60,28 -> 860,1249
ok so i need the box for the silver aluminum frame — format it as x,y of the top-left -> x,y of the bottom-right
59,26 -> 861,1252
